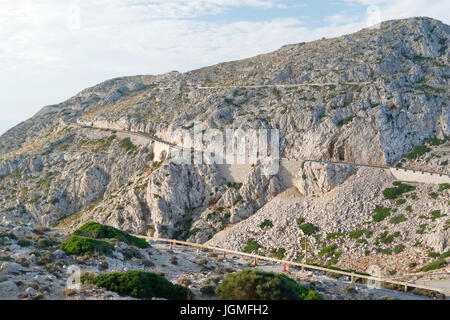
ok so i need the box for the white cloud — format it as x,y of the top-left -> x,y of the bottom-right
345,0 -> 450,24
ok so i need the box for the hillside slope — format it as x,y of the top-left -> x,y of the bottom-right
0,17 -> 449,275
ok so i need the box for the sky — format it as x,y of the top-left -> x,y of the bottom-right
0,0 -> 449,135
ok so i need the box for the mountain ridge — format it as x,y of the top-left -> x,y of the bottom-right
0,16 -> 448,276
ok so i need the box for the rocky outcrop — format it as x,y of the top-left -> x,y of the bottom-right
425,231 -> 450,253
295,162 -> 357,196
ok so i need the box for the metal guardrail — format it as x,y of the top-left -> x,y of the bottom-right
137,236 -> 450,297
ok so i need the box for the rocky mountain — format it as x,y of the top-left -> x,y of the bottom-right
0,17 -> 449,276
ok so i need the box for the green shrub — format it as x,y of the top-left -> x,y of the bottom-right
389,214 -> 407,224
376,231 -> 400,245
74,222 -> 150,248
119,138 -> 136,152
429,192 -> 439,199
405,205 -> 413,213
395,199 -> 406,206
348,230 -> 365,239
243,238 -> 261,253
419,259 -> 446,272
270,248 -> 286,260
393,244 -> 405,254
382,183 -> 416,199
260,219 -> 274,229
416,224 -> 428,235
438,183 -> 450,192
427,138 -> 445,146
405,145 -> 431,160
60,235 -> 113,256
318,244 -> 339,258
428,251 -> 440,259
372,206 -> 391,222
215,269 -> 322,300
82,271 -> 190,300
337,116 -> 355,127
430,210 -> 446,221
298,223 -> 319,236
227,182 -> 243,190
377,247 -> 392,255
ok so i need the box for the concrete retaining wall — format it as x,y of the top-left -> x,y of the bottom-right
390,168 -> 450,184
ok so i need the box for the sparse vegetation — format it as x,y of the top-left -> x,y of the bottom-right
430,210 -> 447,221
260,219 -> 274,229
119,138 -> 137,152
270,248 -> 286,260
419,259 -> 447,272
337,116 -> 355,127
372,206 -> 391,222
243,238 -> 261,253
382,183 -> 416,200
393,244 -> 405,254
405,145 -> 431,160
376,231 -> 400,245
389,214 -> 407,224
298,223 -> 319,236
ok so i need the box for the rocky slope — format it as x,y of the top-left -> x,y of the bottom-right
0,17 -> 449,277
0,222 -> 444,300
207,167 -> 449,274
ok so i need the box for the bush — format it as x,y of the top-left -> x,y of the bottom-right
430,210 -> 446,221
243,238 -> 261,253
393,244 -> 405,254
405,145 -> 431,160
382,183 -> 416,199
82,271 -> 190,300
215,269 -> 322,300
298,223 -> 319,236
260,219 -> 274,229
348,230 -> 365,239
337,116 -> 355,127
376,231 -> 400,245
60,235 -> 113,256
372,206 -> 391,222
119,138 -> 136,152
419,259 -> 446,272
438,183 -> 450,192
389,214 -> 407,224
270,248 -> 286,260
74,222 -> 149,248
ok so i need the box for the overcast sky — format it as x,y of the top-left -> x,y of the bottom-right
1,0 -> 449,135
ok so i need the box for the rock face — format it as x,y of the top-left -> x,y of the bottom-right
0,17 -> 448,253
425,231 -> 450,253
295,162 -> 357,196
